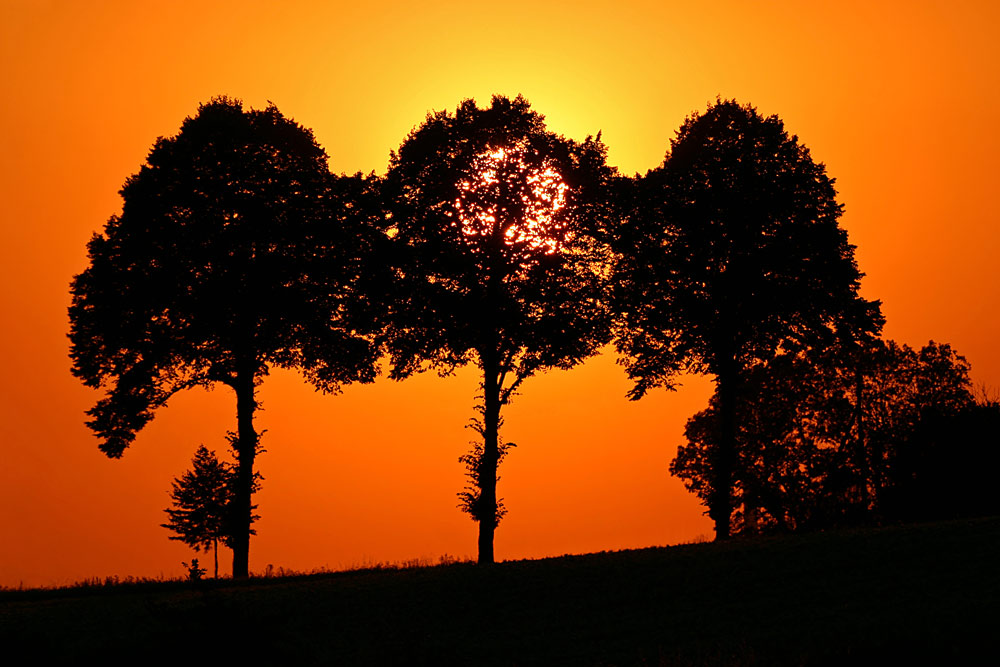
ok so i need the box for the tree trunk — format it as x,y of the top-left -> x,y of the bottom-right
854,362 -> 870,513
213,537 -> 219,579
477,351 -> 501,566
712,361 -> 738,540
231,364 -> 258,579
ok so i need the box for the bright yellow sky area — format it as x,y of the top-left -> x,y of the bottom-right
1,0 -> 998,586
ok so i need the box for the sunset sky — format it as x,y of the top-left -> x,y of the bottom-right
2,0 -> 998,587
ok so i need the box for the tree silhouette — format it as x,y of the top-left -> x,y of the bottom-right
671,340 -> 976,533
162,440 -> 259,578
383,95 -> 616,564
615,99 -> 882,539
69,97 -> 381,578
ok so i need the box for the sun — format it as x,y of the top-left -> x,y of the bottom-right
452,143 -> 569,255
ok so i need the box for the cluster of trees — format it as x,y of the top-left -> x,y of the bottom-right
673,341 -> 1000,536
69,94 -> 986,578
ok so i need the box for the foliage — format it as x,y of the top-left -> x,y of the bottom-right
382,95 -> 617,562
68,96 -> 380,454
457,412 -> 515,524
68,97 -> 382,577
671,340 -> 982,533
162,445 -> 234,555
383,95 -> 616,385
615,99 -> 882,537
615,99 -> 882,391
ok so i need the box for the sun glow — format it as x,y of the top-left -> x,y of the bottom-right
453,144 -> 569,255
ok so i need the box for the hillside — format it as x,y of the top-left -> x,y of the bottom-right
3,517 -> 997,665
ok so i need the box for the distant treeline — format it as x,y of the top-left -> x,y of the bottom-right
68,94 -> 994,577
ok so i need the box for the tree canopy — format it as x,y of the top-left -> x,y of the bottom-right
69,97 -> 382,577
615,99 -> 882,538
383,95 -> 617,563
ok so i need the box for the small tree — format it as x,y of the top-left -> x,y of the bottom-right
383,96 -> 616,564
615,99 -> 882,539
162,439 -> 259,578
182,559 -> 207,582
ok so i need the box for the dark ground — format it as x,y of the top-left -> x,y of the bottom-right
2,517 -> 997,665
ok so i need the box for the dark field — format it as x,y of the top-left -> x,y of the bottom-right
2,517 -> 997,665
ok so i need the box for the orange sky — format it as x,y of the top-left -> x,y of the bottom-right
1,0 -> 998,587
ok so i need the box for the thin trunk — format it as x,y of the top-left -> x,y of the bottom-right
213,538 -> 218,579
478,350 -> 501,566
713,361 -> 738,540
854,363 -> 870,512
231,363 -> 258,579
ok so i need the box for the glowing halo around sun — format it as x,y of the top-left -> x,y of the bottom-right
452,144 -> 569,255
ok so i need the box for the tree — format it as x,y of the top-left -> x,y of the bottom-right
383,95 -> 616,564
615,99 -> 882,539
69,97 -> 381,578
671,340 -> 977,533
162,440 -> 259,578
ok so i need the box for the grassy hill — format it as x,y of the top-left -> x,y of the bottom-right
3,517 -> 997,665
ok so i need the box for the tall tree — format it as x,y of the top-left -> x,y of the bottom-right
69,97 -> 381,578
615,99 -> 882,539
383,95 -> 616,564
